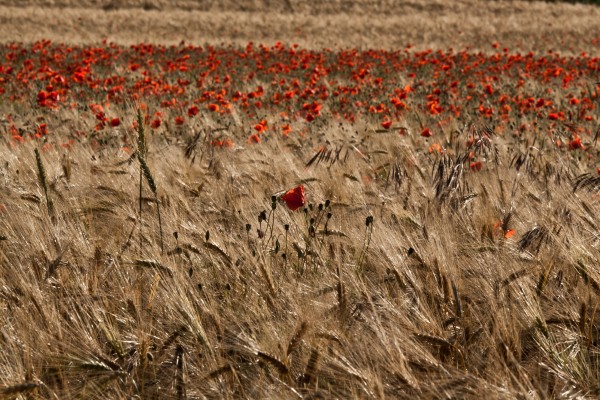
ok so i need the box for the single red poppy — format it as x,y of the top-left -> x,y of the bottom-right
381,120 -> 392,129
37,91 -> 47,102
247,133 -> 261,144
470,161 -> 483,172
281,185 -> 305,211
187,105 -> 199,117
254,120 -> 268,133
109,117 -> 121,127
568,136 -> 583,150
151,118 -> 161,129
428,143 -> 443,154
421,128 -> 433,137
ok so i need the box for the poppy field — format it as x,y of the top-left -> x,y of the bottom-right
1,13 -> 600,400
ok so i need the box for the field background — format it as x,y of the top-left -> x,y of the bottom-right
1,1 -> 600,399
0,0 -> 599,53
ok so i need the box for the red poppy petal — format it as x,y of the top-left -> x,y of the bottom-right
281,185 -> 305,211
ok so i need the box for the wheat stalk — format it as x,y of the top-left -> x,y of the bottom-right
34,148 -> 54,219
256,351 -> 289,376
174,344 -> 186,400
286,321 -> 309,357
0,382 -> 39,396
136,109 -> 164,254
301,348 -> 321,386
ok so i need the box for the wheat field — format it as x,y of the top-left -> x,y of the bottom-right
0,1 -> 600,399
0,0 -> 599,53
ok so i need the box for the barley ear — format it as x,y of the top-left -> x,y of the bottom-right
301,347 -> 321,386
34,148 -> 54,219
139,157 -> 157,195
175,344 -> 186,400
137,109 -> 145,252
137,108 -> 147,158
451,281 -> 462,318
257,351 -> 289,376
0,382 -> 39,396
136,110 -> 163,254
287,321 -> 309,357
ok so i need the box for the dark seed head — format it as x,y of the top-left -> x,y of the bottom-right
259,210 -> 267,223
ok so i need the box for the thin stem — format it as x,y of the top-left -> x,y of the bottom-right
156,197 -> 164,254
139,166 -> 143,253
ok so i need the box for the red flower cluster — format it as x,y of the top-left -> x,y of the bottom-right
0,40 -> 597,153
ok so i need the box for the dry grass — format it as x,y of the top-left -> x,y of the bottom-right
0,111 -> 599,398
0,0 -> 599,53
0,1 -> 600,398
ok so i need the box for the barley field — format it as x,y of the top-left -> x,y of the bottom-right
0,1 -> 600,399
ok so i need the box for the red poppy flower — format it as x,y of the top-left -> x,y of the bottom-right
381,120 -> 392,129
493,220 -> 515,239
37,91 -> 47,103
428,143 -> 443,154
90,104 -> 104,114
421,128 -> 433,137
151,118 -> 161,129
35,124 -> 48,138
109,117 -> 121,127
254,120 -> 268,133
187,105 -> 199,117
281,185 -> 305,211
568,136 -> 583,150
247,133 -> 261,144
470,161 -> 483,172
